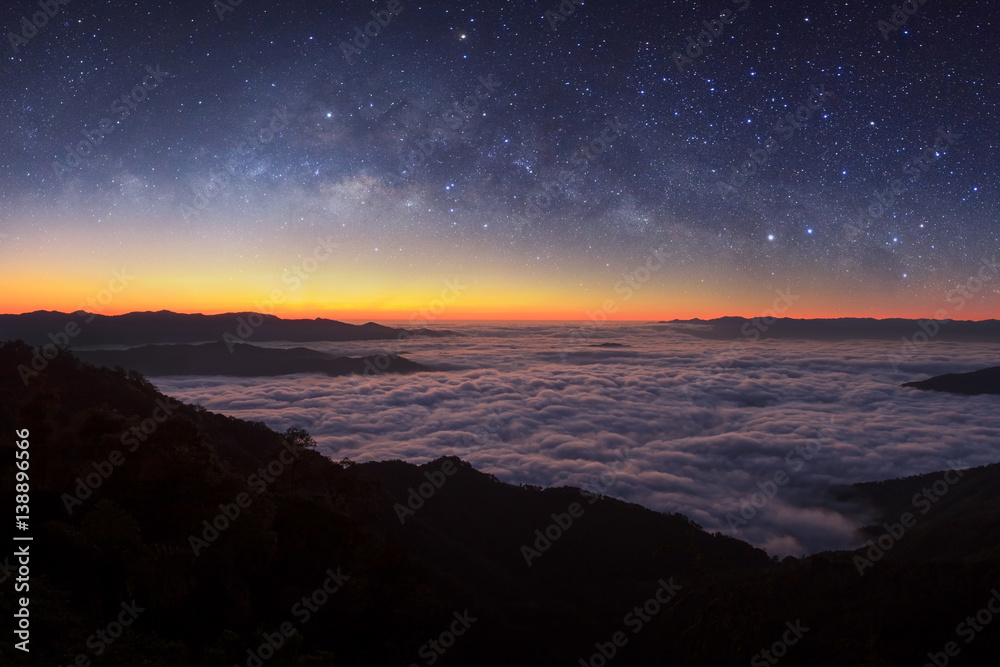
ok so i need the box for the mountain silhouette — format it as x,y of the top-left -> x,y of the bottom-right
3,340 -> 1000,665
74,340 -> 430,377
902,365 -> 1000,395
661,317 -> 1000,341
0,309 -> 450,347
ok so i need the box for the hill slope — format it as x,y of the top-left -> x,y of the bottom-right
4,340 -> 1000,665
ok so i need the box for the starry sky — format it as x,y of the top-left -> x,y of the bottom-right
1,0 -> 997,320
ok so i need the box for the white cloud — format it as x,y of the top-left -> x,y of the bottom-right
151,324 -> 1000,557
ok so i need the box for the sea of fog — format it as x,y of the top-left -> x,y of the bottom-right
149,322 -> 1000,557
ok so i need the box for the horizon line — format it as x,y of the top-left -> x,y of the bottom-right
3,309 -> 997,324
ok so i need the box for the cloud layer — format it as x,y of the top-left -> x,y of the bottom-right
151,324 -> 1000,556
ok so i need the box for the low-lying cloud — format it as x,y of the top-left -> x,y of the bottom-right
151,324 -> 1000,557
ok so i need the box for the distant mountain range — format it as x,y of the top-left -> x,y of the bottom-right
75,341 -> 431,377
0,309 -> 450,347
3,342 -> 1000,664
902,365 -> 1000,395
661,317 -> 1000,341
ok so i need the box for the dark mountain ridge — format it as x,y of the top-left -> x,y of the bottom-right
3,342 -> 1000,665
74,341 -> 431,377
661,316 -> 1000,341
902,365 -> 1000,395
0,310 -> 451,347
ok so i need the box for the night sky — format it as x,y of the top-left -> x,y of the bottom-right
1,0 -> 997,319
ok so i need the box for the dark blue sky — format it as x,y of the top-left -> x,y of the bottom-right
1,0 -> 997,318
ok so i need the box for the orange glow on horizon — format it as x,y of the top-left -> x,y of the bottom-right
3,303 -> 996,323
3,249 -> 996,322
